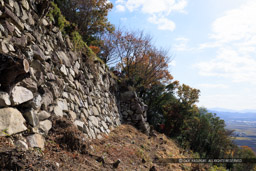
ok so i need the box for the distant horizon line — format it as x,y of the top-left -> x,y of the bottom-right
207,107 -> 256,113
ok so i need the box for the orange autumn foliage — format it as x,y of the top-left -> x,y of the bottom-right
102,29 -> 174,89
241,146 -> 252,150
123,49 -> 173,88
89,45 -> 100,54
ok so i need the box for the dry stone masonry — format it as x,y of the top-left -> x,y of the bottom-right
0,0 -> 150,150
120,91 -> 150,135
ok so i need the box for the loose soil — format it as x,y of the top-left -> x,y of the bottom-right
0,117 -> 209,170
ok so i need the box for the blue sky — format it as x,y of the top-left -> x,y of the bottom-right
108,0 -> 256,111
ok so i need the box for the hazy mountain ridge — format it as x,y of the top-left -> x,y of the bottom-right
209,109 -> 256,121
209,109 -> 256,153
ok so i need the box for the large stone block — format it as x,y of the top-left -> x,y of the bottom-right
15,140 -> 28,150
32,45 -> 46,61
20,0 -> 29,10
56,51 -> 71,67
60,64 -> 68,75
41,91 -> 54,110
4,7 -> 24,30
120,91 -> 136,101
0,91 -> 11,107
56,99 -> 68,112
11,86 -> 33,105
23,109 -> 39,127
53,106 -> 63,117
68,110 -> 77,121
26,134 -> 45,149
33,94 -> 42,108
38,111 -> 51,121
39,120 -> 52,135
0,108 -> 27,136
89,116 -> 99,127
74,120 -> 84,132
20,78 -> 38,93
92,106 -> 99,116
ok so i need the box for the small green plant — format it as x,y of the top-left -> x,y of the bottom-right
168,152 -> 173,157
33,147 -> 43,155
209,165 -> 227,171
47,2 -> 70,32
192,152 -> 200,158
105,143 -> 112,151
47,1 -> 105,80
1,129 -> 10,136
180,164 -> 191,171
70,31 -> 87,51
129,159 -> 134,164
47,140 -> 56,144
136,148 -> 145,159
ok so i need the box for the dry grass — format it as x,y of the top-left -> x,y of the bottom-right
0,119 -> 210,170
88,124 -> 201,171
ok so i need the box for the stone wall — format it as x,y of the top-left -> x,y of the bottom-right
0,0 -> 121,149
0,0 -> 151,151
120,90 -> 150,135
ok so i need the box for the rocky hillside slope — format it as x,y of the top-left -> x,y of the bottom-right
0,116 -> 209,170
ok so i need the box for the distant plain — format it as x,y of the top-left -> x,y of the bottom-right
210,110 -> 256,153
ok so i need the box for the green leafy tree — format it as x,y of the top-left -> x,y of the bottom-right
163,82 -> 200,137
54,0 -> 114,44
233,146 -> 256,171
186,108 -> 234,158
140,82 -> 177,127
177,84 -> 200,106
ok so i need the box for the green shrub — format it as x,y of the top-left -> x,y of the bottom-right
70,31 -> 87,51
209,165 -> 227,171
47,2 -> 70,32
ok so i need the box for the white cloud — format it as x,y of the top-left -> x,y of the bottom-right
210,1 -> 256,43
173,37 -> 194,51
196,0 -> 256,85
120,17 -> 128,21
198,42 -> 222,50
115,0 -> 187,31
196,48 -> 256,84
198,83 -> 228,89
116,5 -> 126,12
122,0 -> 187,14
148,15 -> 176,31
199,93 -> 256,110
199,1 -> 256,49
170,0 -> 187,13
